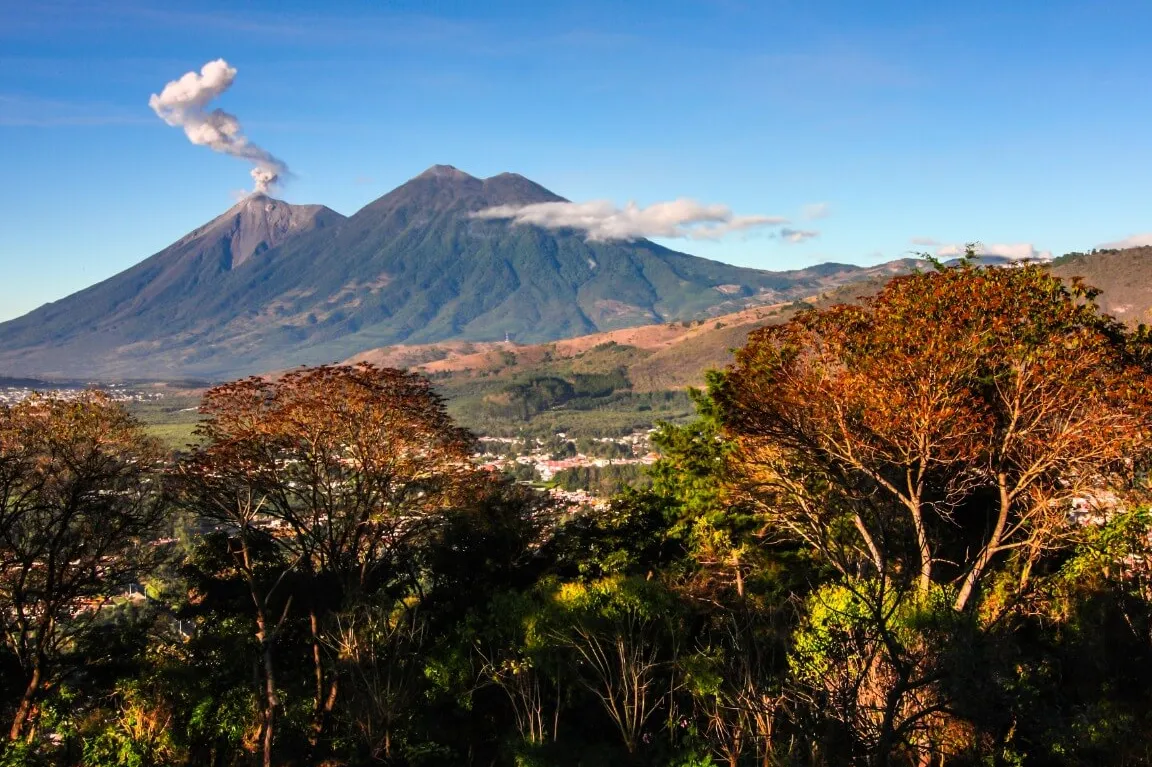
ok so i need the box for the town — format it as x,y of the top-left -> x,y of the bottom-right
0,383 -> 167,405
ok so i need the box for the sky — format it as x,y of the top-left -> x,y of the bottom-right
1,0 -> 1151,321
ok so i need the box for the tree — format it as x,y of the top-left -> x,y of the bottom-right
545,575 -> 682,757
684,610 -> 791,767
330,596 -> 429,761
646,382 -> 762,598
0,393 -> 168,744
175,363 -> 481,764
472,590 -> 558,750
717,262 -> 1152,764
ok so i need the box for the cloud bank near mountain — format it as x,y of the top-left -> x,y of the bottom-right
934,242 -> 1052,261
473,198 -> 788,242
1099,233 -> 1152,250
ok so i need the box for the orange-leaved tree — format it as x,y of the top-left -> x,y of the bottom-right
175,363 -> 479,765
717,261 -> 1152,765
721,261 -> 1152,611
0,393 -> 168,743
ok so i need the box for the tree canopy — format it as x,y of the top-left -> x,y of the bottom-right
6,266 -> 1152,767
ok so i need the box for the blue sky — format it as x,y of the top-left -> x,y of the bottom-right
1,0 -> 1150,321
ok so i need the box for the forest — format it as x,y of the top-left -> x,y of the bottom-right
3,262 -> 1152,767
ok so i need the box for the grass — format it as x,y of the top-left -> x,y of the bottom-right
125,392 -> 204,452
142,422 -> 201,451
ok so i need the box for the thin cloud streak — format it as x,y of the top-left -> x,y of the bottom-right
780,228 -> 820,244
0,95 -> 151,128
1099,233 -> 1152,249
474,199 -> 788,242
802,202 -> 830,220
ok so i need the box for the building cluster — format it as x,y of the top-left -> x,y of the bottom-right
0,384 -> 166,405
474,430 -> 659,489
546,487 -> 610,510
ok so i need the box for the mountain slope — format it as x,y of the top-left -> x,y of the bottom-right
1050,246 -> 1152,323
0,194 -> 344,378
0,165 -> 924,380
348,247 -> 1152,396
175,166 -> 906,370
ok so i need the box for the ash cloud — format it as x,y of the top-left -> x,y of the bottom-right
149,59 -> 289,194
473,199 -> 787,242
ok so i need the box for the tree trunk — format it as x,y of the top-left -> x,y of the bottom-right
309,678 -> 339,751
734,555 -> 745,598
8,663 -> 42,742
307,609 -> 339,752
311,610 -> 323,713
907,490 -> 932,600
260,635 -> 278,767
955,473 -> 1012,611
553,676 -> 561,742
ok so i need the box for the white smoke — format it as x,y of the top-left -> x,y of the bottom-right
909,236 -> 941,246
149,59 -> 288,194
473,199 -> 787,242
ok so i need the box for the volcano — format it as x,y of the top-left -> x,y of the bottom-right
0,165 -> 915,380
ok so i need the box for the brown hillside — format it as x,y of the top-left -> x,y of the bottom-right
1050,246 -> 1152,324
344,248 -> 1152,392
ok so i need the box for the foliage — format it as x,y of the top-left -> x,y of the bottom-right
718,261 -> 1152,764
6,264 -> 1152,766
0,393 -> 169,745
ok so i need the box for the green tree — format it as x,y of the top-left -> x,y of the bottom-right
544,576 -> 683,758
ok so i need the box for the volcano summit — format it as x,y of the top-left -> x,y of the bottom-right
0,166 -> 907,380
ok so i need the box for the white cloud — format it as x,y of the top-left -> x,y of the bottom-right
909,236 -> 940,246
473,198 -> 788,242
802,202 -> 830,220
1098,233 -> 1152,249
780,228 -> 820,244
936,242 -> 1052,261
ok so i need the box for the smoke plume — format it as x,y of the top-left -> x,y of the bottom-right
149,59 -> 289,194
473,199 -> 786,242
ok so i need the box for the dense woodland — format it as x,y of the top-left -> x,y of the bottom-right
5,263 -> 1152,766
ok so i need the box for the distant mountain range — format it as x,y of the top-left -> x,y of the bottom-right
0,165 -> 1147,382
0,165 -> 920,380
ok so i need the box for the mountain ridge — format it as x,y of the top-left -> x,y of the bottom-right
5,166 -> 1139,382
342,247 -> 1152,395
